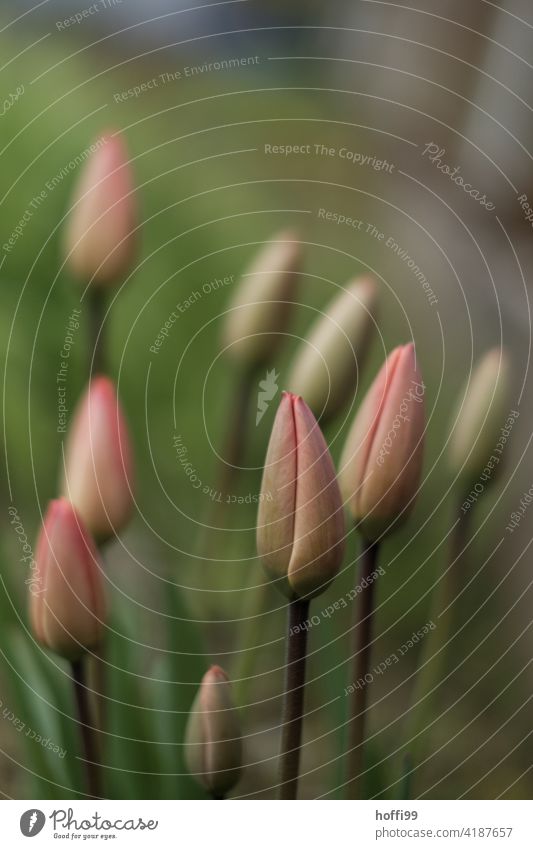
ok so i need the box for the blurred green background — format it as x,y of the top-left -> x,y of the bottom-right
1,1 -> 532,800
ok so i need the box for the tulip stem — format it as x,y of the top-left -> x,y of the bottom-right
279,598 -> 310,800
89,288 -> 106,374
345,538 -> 379,799
219,366 -> 257,494
196,366 -> 257,560
399,500 -> 472,783
71,658 -> 102,798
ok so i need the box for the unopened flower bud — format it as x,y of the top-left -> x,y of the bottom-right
287,276 -> 378,422
257,392 -> 345,599
64,131 -> 137,286
222,231 -> 301,369
185,666 -> 243,796
61,376 -> 134,543
29,499 -> 105,660
449,347 -> 510,489
339,343 -> 425,541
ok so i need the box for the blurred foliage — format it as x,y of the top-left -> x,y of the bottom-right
0,23 -> 530,800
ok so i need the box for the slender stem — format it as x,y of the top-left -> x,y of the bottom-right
400,500 -> 472,782
216,366 -> 258,500
195,366 -> 257,560
71,658 -> 102,798
400,753 -> 413,800
345,539 -> 379,799
91,549 -> 107,739
89,644 -> 106,751
279,598 -> 310,800
234,579 -> 269,705
89,288 -> 106,374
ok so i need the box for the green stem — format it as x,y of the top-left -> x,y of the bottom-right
400,753 -> 413,800
195,366 -> 257,560
401,500 -> 472,782
71,658 -> 102,798
345,539 -> 379,799
234,579 -> 270,705
89,287 -> 106,374
279,598 -> 310,800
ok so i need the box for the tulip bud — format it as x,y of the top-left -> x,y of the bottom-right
287,276 -> 378,422
61,376 -> 134,543
257,392 -> 345,600
64,131 -> 137,286
29,499 -> 105,660
449,347 -> 510,489
185,666 -> 243,796
339,343 -> 425,541
222,231 -> 301,369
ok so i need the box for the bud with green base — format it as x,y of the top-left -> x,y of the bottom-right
338,343 -> 425,798
63,130 -> 138,372
185,666 -> 243,798
401,347 -> 511,796
30,498 -> 106,798
287,276 -> 378,424
257,392 -> 345,799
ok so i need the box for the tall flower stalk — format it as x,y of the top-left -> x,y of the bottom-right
30,499 -> 106,797
61,130 -> 138,751
401,347 -> 509,789
185,666 -> 243,799
63,130 -> 138,375
236,277 -> 379,700
339,343 -> 425,798
199,232 -> 302,557
60,376 -> 135,743
257,392 -> 345,798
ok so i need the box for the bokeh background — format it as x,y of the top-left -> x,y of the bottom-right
1,0 -> 533,800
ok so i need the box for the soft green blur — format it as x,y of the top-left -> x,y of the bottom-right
0,24 -> 528,802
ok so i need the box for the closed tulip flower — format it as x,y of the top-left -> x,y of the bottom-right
64,131 -> 137,286
257,392 -> 345,600
222,231 -> 301,370
287,276 -> 378,422
339,343 -> 425,541
185,666 -> 243,796
61,376 -> 134,543
449,347 -> 510,489
29,499 -> 105,660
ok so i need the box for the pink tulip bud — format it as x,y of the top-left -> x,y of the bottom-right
61,376 -> 134,543
29,499 -> 105,660
257,392 -> 345,600
339,343 -> 425,541
185,666 -> 243,796
64,131 -> 137,286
